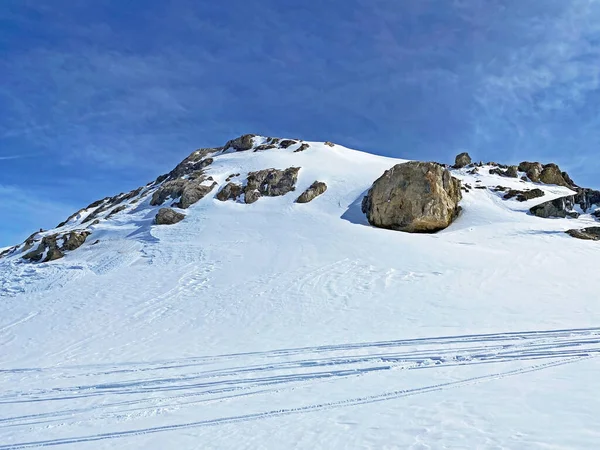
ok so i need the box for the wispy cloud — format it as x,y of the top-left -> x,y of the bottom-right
0,184 -> 75,247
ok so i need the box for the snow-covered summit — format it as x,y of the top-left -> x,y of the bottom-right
1,135 -> 600,449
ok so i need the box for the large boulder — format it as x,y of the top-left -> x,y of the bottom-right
454,152 -> 472,168
296,181 -> 327,203
155,208 -> 185,225
566,227 -> 600,241
362,161 -> 462,233
530,195 -> 578,218
244,167 -> 300,204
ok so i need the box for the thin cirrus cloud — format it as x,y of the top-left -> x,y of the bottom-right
1,0 -> 600,246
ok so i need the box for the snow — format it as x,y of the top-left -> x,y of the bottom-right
1,139 -> 599,449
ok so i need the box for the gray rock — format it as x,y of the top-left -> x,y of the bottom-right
224,134 -> 256,151
155,208 -> 185,225
106,205 -> 127,219
296,181 -> 327,203
324,141 -> 335,147
518,162 -> 543,182
566,227 -> 600,241
294,143 -> 310,153
22,230 -> 90,263
574,188 -> 600,212
216,182 -> 243,201
62,231 -> 92,251
505,165 -> 519,178
279,140 -> 297,149
244,167 -> 300,204
539,164 -> 571,187
490,166 -> 518,178
503,188 -> 545,202
530,195 -> 579,218
362,161 -> 462,233
150,177 -> 217,209
454,152 -> 472,168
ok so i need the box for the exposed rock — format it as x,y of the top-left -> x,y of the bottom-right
244,167 -> 300,204
518,162 -> 543,182
490,166 -> 518,178
22,230 -> 90,263
467,168 -> 479,175
503,188 -> 545,202
62,231 -> 92,251
296,181 -> 327,203
574,188 -> 600,212
474,186 -> 487,190
254,144 -> 277,151
279,139 -> 297,149
167,149 -> 215,179
324,141 -> 335,147
216,182 -> 243,201
150,177 -> 217,209
566,227 -> 600,241
106,205 -> 127,219
539,164 -> 571,187
294,143 -> 310,153
361,161 -> 462,233
155,208 -> 185,225
454,152 -> 472,168
226,173 -> 241,182
224,134 -> 256,151
505,165 -> 518,178
530,196 -> 579,218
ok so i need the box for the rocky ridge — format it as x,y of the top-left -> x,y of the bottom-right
3,140 -> 600,264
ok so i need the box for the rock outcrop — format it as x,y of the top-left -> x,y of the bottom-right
244,167 -> 300,204
216,182 -> 243,201
503,188 -> 545,202
22,230 -> 91,263
154,208 -> 185,225
296,181 -> 327,203
362,162 -> 462,233
518,162 -> 543,183
574,188 -> 600,212
224,134 -> 256,151
490,166 -> 518,178
151,176 -> 217,209
530,196 -> 579,219
539,164 -> 571,187
566,227 -> 600,241
454,152 -> 472,168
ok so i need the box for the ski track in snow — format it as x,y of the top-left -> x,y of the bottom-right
0,327 -> 598,448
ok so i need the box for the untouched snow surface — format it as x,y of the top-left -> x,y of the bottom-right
1,140 -> 600,449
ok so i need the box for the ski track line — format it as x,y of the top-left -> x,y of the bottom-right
0,313 -> 39,334
2,326 -> 599,376
2,329 -> 598,403
1,332 -> 599,433
0,356 -> 588,449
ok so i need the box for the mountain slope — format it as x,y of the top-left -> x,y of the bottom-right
1,136 -> 599,449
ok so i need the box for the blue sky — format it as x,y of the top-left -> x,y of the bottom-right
2,0 -> 600,246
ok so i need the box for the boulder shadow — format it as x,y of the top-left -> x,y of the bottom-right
341,190 -> 370,226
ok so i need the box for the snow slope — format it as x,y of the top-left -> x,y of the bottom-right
1,138 -> 599,449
